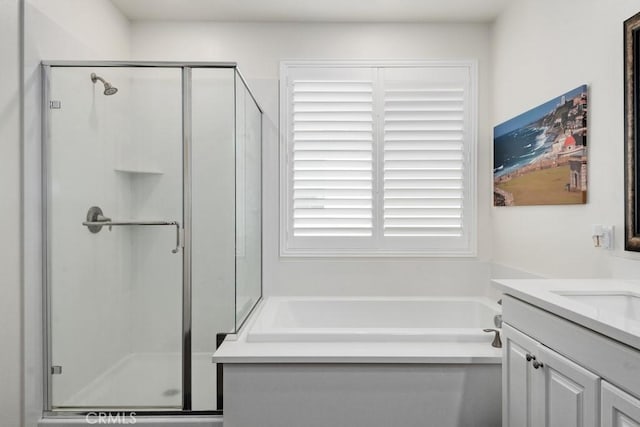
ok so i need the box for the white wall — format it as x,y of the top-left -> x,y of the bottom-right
130,22 -> 495,297
0,0 -> 23,425
491,0 -> 640,278
23,0 -> 131,422
26,0 -> 130,58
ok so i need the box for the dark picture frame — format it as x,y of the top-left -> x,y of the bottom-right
624,11 -> 640,251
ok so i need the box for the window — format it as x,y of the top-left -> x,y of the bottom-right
280,61 -> 477,256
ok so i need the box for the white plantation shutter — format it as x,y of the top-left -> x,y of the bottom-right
291,80 -> 374,238
281,62 -> 476,256
382,68 -> 468,244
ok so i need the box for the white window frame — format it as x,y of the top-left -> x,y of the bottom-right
279,60 -> 477,257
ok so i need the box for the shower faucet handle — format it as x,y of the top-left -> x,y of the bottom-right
95,214 -> 112,230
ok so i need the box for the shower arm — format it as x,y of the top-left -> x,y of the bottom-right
82,219 -> 182,254
92,74 -> 107,85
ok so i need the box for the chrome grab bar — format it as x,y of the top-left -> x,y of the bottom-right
83,207 -> 181,254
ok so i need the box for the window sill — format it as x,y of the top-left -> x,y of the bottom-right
279,248 -> 478,258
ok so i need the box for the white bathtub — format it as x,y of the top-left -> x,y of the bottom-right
247,296 -> 500,343
218,296 -> 503,427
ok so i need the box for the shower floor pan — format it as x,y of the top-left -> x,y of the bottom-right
56,352 -> 216,410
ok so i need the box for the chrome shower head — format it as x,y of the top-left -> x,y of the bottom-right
91,72 -> 118,96
103,83 -> 118,96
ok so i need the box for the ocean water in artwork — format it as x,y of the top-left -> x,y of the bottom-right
493,125 -> 554,178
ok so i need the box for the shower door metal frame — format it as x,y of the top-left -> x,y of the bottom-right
182,65 -> 193,411
41,61 -> 264,417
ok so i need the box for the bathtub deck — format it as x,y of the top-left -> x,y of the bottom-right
214,297 -> 502,364
215,337 -> 501,363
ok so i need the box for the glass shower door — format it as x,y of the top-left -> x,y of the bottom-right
235,71 -> 263,329
46,66 -> 184,409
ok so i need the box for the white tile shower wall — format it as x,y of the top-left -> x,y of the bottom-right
0,0 -> 23,425
23,0 -> 131,421
190,68 -> 237,348
129,22 -> 495,297
126,70 -> 183,356
491,0 -> 640,278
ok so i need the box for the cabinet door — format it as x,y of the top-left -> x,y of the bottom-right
537,344 -> 599,427
602,381 -> 640,427
503,324 -> 540,427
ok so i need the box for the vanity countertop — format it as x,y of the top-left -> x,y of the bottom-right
492,279 -> 640,351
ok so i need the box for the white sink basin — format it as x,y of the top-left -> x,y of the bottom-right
553,291 -> 640,322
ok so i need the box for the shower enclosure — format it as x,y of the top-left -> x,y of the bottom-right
42,62 -> 262,413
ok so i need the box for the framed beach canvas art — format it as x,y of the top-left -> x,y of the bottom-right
493,85 -> 588,206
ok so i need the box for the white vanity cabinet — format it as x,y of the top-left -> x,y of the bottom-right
503,324 -> 599,427
602,381 -> 640,427
537,343 -> 599,426
503,324 -> 538,426
500,294 -> 640,427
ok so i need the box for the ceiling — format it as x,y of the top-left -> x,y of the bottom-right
110,0 -> 510,23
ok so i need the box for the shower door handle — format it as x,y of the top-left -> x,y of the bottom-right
82,220 -> 181,254
83,207 -> 182,254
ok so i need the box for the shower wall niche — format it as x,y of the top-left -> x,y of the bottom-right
43,62 -> 262,413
